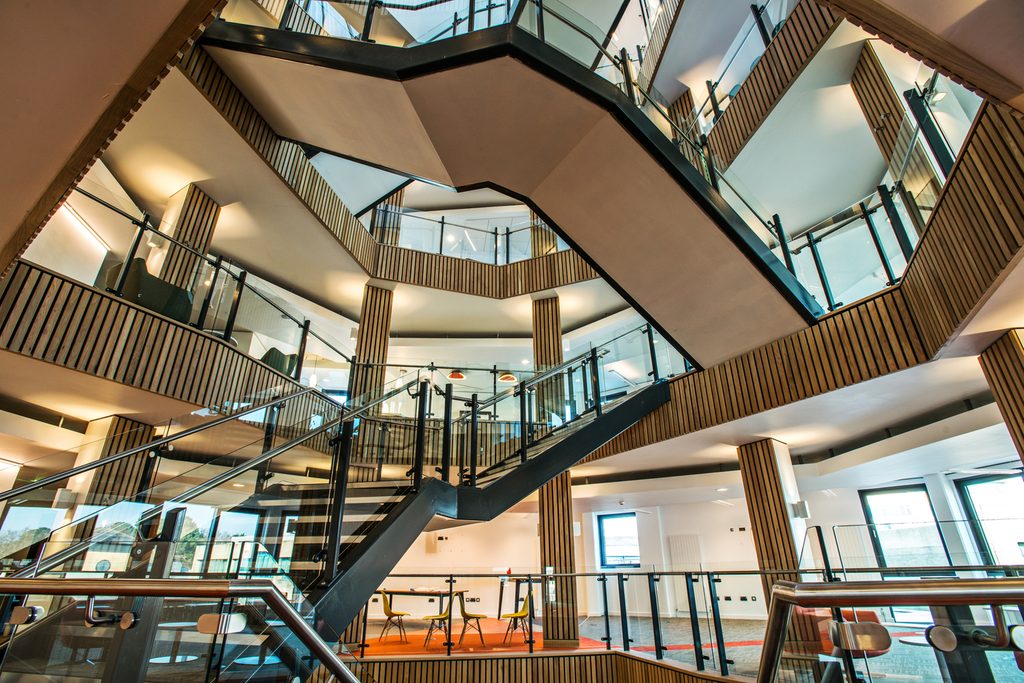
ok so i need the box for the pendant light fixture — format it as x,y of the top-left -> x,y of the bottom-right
497,371 -> 518,383
447,369 -> 466,380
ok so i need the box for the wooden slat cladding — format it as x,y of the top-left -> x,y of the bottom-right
815,0 -> 1024,118
850,41 -> 940,217
0,0 -> 225,279
636,0 -> 685,92
178,47 -> 599,298
737,439 -> 799,596
585,287 -> 927,461
159,184 -> 220,289
531,296 -> 578,645
901,103 -> 1024,356
86,416 -> 157,506
0,260 -> 301,409
371,187 -> 405,246
707,0 -> 841,168
350,284 -> 393,401
980,331 -> 1024,463
353,651 -> 730,683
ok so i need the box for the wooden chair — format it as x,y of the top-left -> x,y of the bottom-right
457,593 -> 486,646
378,591 -> 408,642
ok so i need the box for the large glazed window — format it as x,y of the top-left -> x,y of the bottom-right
957,473 -> 1024,566
597,511 -> 641,568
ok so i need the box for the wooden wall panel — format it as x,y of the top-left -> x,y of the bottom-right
707,0 -> 840,168
815,0 -> 1024,117
636,0 -> 685,92
850,41 -> 940,218
354,651 -> 730,683
585,287 -> 927,461
350,284 -> 393,402
901,103 -> 1024,356
83,415 -> 157,506
979,330 -> 1024,464
159,183 -> 221,289
0,260 -> 302,410
178,47 -> 599,298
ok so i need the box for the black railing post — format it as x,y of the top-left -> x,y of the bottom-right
469,393 -> 479,486
620,48 -> 637,105
445,575 -> 455,655
806,233 -> 837,311
566,365 -> 577,420
894,179 -> 927,237
504,227 -> 511,265
589,348 -> 602,416
279,0 -> 295,29
535,0 -> 544,41
412,379 -> 429,490
648,573 -> 665,659
438,383 -> 453,482
518,382 -> 528,463
751,3 -> 771,47
293,319 -> 310,380
598,574 -> 612,650
110,222 -> 146,297
257,399 -> 280,494
616,573 -> 631,651
492,227 -> 498,264
194,254 -> 222,330
645,324 -> 660,383
439,216 -> 446,254
707,80 -> 723,121
686,574 -> 705,670
326,416 -> 353,579
773,214 -> 795,274
467,0 -> 476,32
860,202 -> 897,285
700,134 -> 720,191
706,573 -> 729,675
877,184 -> 915,261
526,573 -> 535,653
904,84 -> 955,177
360,0 -> 380,41
222,270 -> 247,342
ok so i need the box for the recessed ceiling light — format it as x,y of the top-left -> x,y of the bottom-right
715,487 -> 728,492
711,499 -> 734,507
521,359 -> 530,365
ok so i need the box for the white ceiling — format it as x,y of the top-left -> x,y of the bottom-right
403,183 -> 520,212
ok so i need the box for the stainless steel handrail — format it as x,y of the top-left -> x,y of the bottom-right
757,578 -> 1024,683
0,386 -> 331,504
0,578 -> 360,682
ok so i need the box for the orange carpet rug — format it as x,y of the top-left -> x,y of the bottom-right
362,618 -> 607,656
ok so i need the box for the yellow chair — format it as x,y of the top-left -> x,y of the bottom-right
457,593 -> 486,646
378,591 -> 408,642
421,600 -> 451,647
500,592 -> 532,644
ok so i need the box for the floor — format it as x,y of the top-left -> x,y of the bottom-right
365,616 -> 1024,681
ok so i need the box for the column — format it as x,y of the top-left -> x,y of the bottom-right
737,438 -> 821,671
340,282 -> 394,647
155,183 -> 220,290
529,210 -> 558,258
370,187 -> 404,246
532,294 -> 579,647
979,330 -> 1024,464
349,283 -> 394,401
52,416 -> 156,548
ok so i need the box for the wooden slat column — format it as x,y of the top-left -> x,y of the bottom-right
349,283 -> 394,402
157,184 -> 220,289
342,282 -> 394,645
737,439 -> 804,597
980,330 -> 1024,464
530,210 -> 558,258
370,187 -> 405,247
531,295 -> 579,647
850,41 -> 941,223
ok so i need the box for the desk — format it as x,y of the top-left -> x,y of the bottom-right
377,588 -> 465,615
496,576 -> 541,620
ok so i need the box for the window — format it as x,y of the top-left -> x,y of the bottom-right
859,485 -> 950,568
597,512 -> 640,568
956,473 -> 1024,565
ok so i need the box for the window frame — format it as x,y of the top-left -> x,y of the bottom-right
954,471 -> 1024,568
858,483 -> 952,571
596,511 -> 641,569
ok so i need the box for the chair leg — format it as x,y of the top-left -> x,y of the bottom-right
459,619 -> 468,647
503,618 -> 514,644
379,616 -> 393,641
424,621 -> 435,647
397,616 -> 407,642
475,618 -> 485,645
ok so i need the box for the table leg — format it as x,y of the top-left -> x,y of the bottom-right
514,580 -> 522,612
497,580 -> 505,620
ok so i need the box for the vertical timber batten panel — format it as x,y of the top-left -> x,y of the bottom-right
980,331 -> 1024,464
158,184 -> 221,289
0,260 -> 302,409
707,0 -> 841,168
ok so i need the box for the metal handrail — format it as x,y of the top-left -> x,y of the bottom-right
757,578 -> 1024,683
0,386 -> 332,504
0,578 -> 360,683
